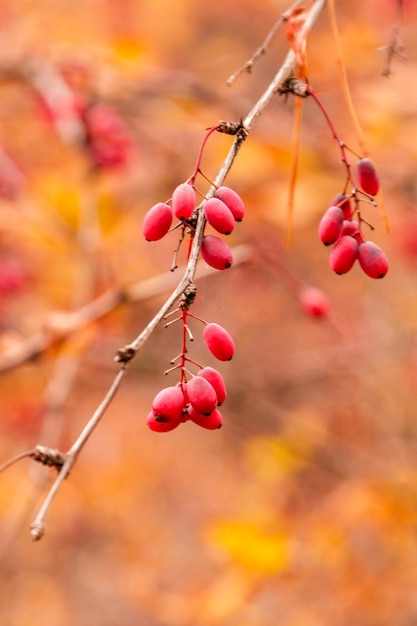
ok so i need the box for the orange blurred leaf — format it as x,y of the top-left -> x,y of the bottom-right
285,6 -> 309,80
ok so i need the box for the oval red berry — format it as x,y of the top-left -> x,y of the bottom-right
204,197 -> 235,235
358,241 -> 388,278
299,286 -> 330,318
151,385 -> 185,420
214,186 -> 245,221
331,192 -> 353,219
187,376 -> 218,415
171,183 -> 196,220
187,406 -> 223,430
146,411 -> 182,432
318,206 -> 344,245
340,219 -> 363,243
142,202 -> 173,241
197,367 -> 227,405
329,235 -> 359,275
201,235 -> 233,270
203,323 -> 235,361
356,158 -> 380,196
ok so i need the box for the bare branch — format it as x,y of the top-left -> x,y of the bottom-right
30,367 -> 126,541
26,0 -> 327,540
227,0 -> 305,86
0,450 -> 36,475
380,0 -> 407,77
0,244 -> 251,375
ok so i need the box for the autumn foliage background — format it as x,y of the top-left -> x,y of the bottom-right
0,0 -> 417,624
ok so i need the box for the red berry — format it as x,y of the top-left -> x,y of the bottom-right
204,198 -> 235,235
84,103 -> 132,169
197,367 -> 227,405
0,258 -> 28,296
340,219 -> 363,243
358,241 -> 389,278
299,286 -> 330,318
356,158 -> 380,196
187,406 -> 223,430
186,376 -> 218,415
214,186 -> 245,221
203,323 -> 235,361
151,385 -> 185,420
329,235 -> 359,275
201,235 -> 233,270
171,183 -> 196,220
331,193 -> 353,219
146,411 -> 182,432
318,206 -> 344,245
142,202 -> 173,241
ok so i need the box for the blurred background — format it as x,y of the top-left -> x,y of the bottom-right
0,0 -> 417,624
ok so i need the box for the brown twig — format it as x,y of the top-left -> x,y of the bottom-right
0,445 -> 66,476
30,368 -> 126,541
0,450 -> 36,475
380,0 -> 407,77
226,0 -> 305,86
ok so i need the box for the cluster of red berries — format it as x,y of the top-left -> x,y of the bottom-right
318,158 -> 389,279
81,103 -> 133,170
141,178 -> 243,433
146,321 -> 235,432
142,182 -> 245,270
35,77 -> 133,171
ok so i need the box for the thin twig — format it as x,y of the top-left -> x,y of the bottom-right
0,450 -> 36,475
226,0 -> 305,86
380,0 -> 406,77
30,367 -> 127,541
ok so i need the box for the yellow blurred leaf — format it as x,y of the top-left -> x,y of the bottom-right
207,519 -> 291,574
36,176 -> 80,230
111,38 -> 146,65
245,436 -> 307,481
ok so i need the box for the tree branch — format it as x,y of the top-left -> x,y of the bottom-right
0,244 -> 251,375
25,0 -> 327,540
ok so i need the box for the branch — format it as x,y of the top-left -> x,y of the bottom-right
380,0 -> 407,77
25,0 -> 327,540
29,368 -> 126,540
226,0 -> 305,86
0,244 -> 251,375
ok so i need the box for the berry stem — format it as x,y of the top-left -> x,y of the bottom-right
170,223 -> 186,271
189,124 -> 221,185
180,309 -> 189,384
306,87 -> 357,190
0,449 -> 36,474
164,316 -> 182,328
184,311 -> 208,325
